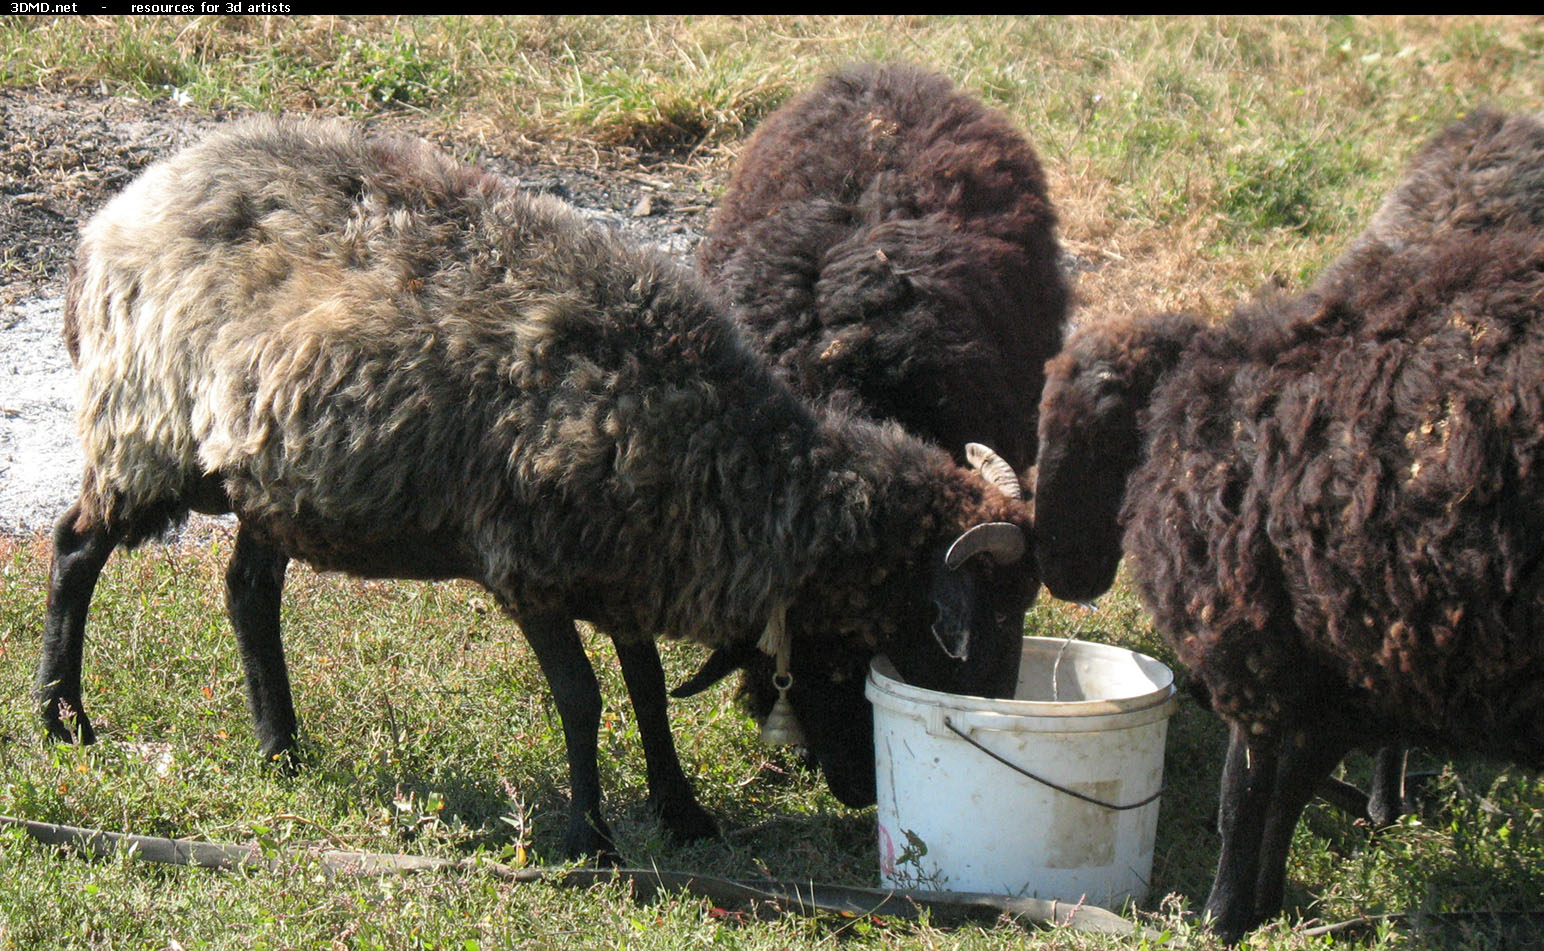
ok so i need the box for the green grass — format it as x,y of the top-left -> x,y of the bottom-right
3,13 -> 1544,950
4,537 -> 1544,949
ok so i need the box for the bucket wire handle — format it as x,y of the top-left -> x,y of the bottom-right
1050,633 -> 1076,702
943,717 -> 1166,812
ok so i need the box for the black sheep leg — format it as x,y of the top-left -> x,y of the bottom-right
37,502 -> 121,745
516,611 -> 619,864
1203,721 -> 1280,944
1252,729 -> 1354,928
1314,745 -> 1407,825
613,638 -> 720,842
1365,746 -> 1409,827
225,525 -> 297,769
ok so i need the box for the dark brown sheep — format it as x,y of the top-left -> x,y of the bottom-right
697,62 -> 1068,478
1033,109 -> 1544,941
39,117 -> 1036,863
677,64 -> 1064,741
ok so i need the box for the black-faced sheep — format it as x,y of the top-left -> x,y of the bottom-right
1033,109 -> 1544,941
696,62 -> 1067,478
38,117 -> 1037,862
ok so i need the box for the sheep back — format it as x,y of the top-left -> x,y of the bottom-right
1326,110 -> 1544,280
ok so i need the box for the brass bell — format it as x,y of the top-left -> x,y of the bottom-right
760,693 -> 806,746
759,670 -> 806,746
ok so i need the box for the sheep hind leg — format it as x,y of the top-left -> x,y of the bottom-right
1312,745 -> 1407,825
515,610 -> 619,864
225,525 -> 298,771
36,501 -> 122,745
613,638 -> 720,843
1365,746 -> 1409,827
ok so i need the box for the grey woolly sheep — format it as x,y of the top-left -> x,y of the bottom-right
1033,109 -> 1544,941
39,117 -> 1037,863
696,62 -> 1068,478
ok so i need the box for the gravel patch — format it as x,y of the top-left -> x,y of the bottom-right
0,297 -> 79,536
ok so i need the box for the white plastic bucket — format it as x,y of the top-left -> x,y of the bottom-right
867,636 -> 1179,906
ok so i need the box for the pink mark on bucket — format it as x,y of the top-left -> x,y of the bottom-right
877,822 -> 896,877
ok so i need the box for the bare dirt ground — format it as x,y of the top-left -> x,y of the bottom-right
0,89 -> 716,538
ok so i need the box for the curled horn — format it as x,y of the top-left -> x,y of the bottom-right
966,443 -> 1023,501
670,643 -> 756,698
944,521 -> 1026,570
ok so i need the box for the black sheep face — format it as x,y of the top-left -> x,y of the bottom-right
721,645 -> 866,805
778,648 -> 880,808
1034,313 -> 1201,604
1033,359 -> 1142,604
894,537 -> 1034,700
742,537 -> 1036,808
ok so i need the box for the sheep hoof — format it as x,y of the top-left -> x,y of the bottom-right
1404,769 -> 1439,804
654,797 -> 720,843
260,745 -> 304,777
1368,769 -> 1440,828
1201,900 -> 1254,947
41,699 -> 96,747
562,817 -> 621,867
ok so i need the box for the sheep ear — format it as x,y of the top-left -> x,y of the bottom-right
965,443 -> 1023,501
671,644 -> 755,698
945,522 -> 1026,570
